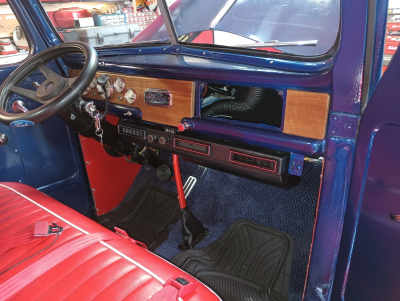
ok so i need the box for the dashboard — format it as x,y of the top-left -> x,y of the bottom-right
71,69 -> 330,188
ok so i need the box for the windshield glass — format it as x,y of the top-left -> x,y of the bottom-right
40,1 -> 168,47
133,0 -> 340,56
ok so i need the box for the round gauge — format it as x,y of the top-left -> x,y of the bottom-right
89,76 -> 97,88
96,76 -> 114,99
83,86 -> 89,96
125,88 -> 137,105
114,77 -> 125,93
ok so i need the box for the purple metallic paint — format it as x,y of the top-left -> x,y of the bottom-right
304,138 -> 356,301
327,113 -> 360,139
331,0 -> 368,114
332,27 -> 400,300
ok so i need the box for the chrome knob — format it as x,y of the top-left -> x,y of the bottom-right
159,136 -> 169,145
12,100 -> 28,113
0,134 -> 8,146
147,134 -> 157,143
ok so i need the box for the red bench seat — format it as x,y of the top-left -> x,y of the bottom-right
0,182 -> 220,301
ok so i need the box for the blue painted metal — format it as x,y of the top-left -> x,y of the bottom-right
182,117 -> 325,156
332,33 -> 400,301
66,51 -> 333,92
0,0 -> 94,216
178,47 -> 337,73
367,0 -> 389,103
327,113 -> 360,139
23,0 -> 61,47
289,154 -> 304,176
304,138 -> 356,301
331,0 -> 368,114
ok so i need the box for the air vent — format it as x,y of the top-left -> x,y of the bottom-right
174,138 -> 210,156
118,126 -> 146,139
229,151 -> 277,173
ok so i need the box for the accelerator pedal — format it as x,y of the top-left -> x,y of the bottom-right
95,184 -> 180,251
183,176 -> 197,199
172,219 -> 294,301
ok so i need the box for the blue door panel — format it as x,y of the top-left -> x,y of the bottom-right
0,31 -> 93,216
344,125 -> 400,300
12,117 -> 77,187
332,36 -> 400,299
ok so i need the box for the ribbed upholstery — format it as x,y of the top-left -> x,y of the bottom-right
0,183 -> 220,301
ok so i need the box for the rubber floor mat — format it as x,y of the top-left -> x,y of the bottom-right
172,219 -> 294,301
95,184 -> 181,251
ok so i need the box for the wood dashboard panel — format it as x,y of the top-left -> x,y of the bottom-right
283,90 -> 330,140
69,70 -> 195,127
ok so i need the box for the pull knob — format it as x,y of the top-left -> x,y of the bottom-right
147,134 -> 157,143
159,136 -> 169,145
0,133 -> 8,146
12,100 -> 28,113
178,122 -> 193,132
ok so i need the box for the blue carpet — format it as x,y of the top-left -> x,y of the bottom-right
114,152 -> 321,301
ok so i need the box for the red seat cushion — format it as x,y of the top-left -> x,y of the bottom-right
0,182 -> 220,301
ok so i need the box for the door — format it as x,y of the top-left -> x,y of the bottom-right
332,33 -> 400,300
0,0 -> 93,216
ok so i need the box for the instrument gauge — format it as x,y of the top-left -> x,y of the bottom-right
89,76 -> 97,88
125,88 -> 137,105
96,75 -> 114,99
114,77 -> 125,93
83,86 -> 89,96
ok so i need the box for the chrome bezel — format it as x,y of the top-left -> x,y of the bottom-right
83,86 -> 89,96
124,88 -> 137,105
144,88 -> 172,108
96,75 -> 114,99
114,77 -> 126,93
89,76 -> 97,88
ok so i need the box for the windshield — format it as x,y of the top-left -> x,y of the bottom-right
134,0 -> 340,56
39,0 -> 340,56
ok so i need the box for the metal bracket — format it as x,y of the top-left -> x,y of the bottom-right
327,112 -> 360,139
289,153 -> 304,176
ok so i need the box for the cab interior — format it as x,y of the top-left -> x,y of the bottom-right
0,1 -> 393,301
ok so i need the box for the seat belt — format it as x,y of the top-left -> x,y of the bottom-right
0,232 -> 120,300
0,221 -> 62,256
149,276 -> 198,301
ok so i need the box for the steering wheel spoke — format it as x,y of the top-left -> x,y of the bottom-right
8,85 -> 46,104
37,63 -> 63,80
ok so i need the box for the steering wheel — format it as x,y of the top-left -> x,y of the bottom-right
0,42 -> 97,127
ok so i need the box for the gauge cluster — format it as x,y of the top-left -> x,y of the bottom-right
82,74 -> 137,105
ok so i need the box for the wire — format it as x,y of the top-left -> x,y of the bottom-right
0,224 -> 62,276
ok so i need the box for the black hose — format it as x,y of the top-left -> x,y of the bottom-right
202,87 -> 267,117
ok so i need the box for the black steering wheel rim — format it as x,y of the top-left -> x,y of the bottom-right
0,42 -> 98,126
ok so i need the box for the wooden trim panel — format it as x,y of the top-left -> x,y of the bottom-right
283,90 -> 330,140
69,69 -> 195,127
